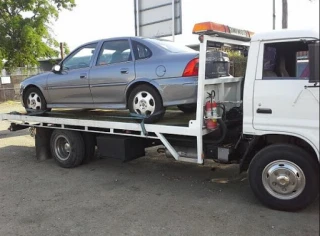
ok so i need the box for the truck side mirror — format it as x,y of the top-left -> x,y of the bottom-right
308,42 -> 319,83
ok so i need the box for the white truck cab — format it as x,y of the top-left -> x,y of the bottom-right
243,29 -> 319,158
193,22 -> 319,211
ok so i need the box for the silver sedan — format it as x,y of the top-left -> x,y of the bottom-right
20,37 -> 229,123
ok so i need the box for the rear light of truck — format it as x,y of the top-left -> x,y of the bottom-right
182,58 -> 199,77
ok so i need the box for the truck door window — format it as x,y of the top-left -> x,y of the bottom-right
262,41 -> 310,80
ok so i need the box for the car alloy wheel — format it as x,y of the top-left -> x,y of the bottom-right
132,91 -> 156,116
27,92 -> 42,110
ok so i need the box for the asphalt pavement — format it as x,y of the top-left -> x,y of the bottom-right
0,102 -> 319,236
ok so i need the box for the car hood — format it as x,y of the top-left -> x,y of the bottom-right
20,71 -> 51,86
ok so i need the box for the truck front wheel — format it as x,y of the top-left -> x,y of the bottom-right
248,144 -> 319,211
50,130 -> 85,168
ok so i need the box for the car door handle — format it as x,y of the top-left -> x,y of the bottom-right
80,73 -> 87,79
257,108 -> 272,114
120,68 -> 129,74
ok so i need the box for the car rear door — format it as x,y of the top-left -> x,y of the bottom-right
47,43 -> 98,104
89,39 -> 135,105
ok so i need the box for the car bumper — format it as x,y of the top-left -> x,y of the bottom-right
154,76 -> 198,107
19,84 -> 25,107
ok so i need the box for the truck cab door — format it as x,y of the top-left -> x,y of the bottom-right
253,39 -> 319,142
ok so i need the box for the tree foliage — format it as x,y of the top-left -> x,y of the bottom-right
0,0 -> 76,71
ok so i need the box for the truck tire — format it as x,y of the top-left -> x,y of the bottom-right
248,144 -> 319,211
50,130 -> 85,168
128,84 -> 165,124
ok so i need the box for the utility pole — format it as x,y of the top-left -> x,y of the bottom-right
282,0 -> 288,28
273,0 -> 276,29
59,42 -> 64,59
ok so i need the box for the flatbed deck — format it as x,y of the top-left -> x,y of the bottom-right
1,108 -> 195,126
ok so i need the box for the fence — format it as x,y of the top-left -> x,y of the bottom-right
0,67 -> 45,102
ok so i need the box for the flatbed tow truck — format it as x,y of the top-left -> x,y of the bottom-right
1,22 -> 319,211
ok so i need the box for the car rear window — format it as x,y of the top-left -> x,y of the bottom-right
146,39 -> 196,53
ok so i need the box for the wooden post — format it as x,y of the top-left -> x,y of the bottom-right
60,42 -> 64,59
273,0 -> 276,30
282,0 -> 288,29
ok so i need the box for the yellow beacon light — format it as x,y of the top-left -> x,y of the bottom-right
192,21 -> 254,42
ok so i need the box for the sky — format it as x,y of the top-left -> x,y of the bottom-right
52,0 -> 320,51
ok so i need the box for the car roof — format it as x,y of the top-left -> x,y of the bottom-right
75,36 -> 177,49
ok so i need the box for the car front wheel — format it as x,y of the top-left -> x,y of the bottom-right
128,84 -> 165,123
24,87 -> 50,112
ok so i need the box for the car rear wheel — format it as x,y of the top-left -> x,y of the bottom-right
177,104 -> 197,113
24,87 -> 51,112
128,84 -> 165,123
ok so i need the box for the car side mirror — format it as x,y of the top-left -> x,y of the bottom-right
52,65 -> 61,73
308,42 -> 319,83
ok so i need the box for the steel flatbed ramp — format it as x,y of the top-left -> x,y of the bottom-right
0,108 -> 204,164
40,108 -> 195,126
0,108 -> 200,136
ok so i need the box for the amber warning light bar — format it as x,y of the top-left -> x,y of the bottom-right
192,22 -> 254,42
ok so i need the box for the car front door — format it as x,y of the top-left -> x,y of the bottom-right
89,39 -> 135,105
47,43 -> 98,104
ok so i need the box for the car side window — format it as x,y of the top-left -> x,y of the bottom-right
262,41 -> 310,80
96,40 -> 132,66
131,40 -> 152,60
63,43 -> 97,70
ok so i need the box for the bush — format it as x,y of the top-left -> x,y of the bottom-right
227,50 -> 248,77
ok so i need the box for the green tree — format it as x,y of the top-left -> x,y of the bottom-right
63,42 -> 70,56
0,0 -> 76,71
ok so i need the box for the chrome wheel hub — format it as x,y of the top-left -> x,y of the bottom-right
262,160 -> 306,200
54,135 -> 71,161
27,92 -> 42,110
133,91 -> 155,116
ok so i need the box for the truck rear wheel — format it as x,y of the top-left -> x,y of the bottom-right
50,130 -> 85,168
248,144 -> 319,211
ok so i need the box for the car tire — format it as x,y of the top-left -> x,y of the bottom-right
248,143 -> 319,211
128,84 -> 165,124
24,87 -> 51,112
177,104 -> 197,113
50,130 -> 85,168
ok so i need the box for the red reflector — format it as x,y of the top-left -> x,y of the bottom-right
182,58 -> 199,77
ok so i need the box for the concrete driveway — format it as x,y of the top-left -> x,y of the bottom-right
0,102 -> 319,236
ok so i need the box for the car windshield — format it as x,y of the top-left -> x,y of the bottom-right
146,39 -> 196,53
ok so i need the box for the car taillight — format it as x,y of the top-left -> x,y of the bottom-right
182,58 -> 199,77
